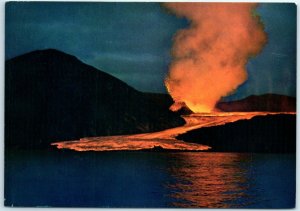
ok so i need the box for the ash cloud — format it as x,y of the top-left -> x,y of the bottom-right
164,3 -> 267,113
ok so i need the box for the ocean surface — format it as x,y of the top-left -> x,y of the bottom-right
5,149 -> 295,208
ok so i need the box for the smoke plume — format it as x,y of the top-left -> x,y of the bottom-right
164,3 -> 267,113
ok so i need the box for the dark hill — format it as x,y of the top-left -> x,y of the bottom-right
5,49 -> 184,149
216,94 -> 296,112
176,114 -> 296,153
143,93 -> 193,115
143,93 -> 296,113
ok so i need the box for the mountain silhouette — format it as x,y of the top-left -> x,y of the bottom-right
5,49 -> 185,149
216,94 -> 296,112
144,93 -> 296,113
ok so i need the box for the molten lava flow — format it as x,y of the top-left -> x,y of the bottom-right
164,3 -> 267,113
51,112 -> 294,152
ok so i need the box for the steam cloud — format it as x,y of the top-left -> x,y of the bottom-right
164,3 -> 267,113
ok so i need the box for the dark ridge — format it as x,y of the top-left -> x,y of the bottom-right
143,92 -> 296,113
137,145 -> 201,152
143,93 -> 193,115
176,114 -> 296,153
5,49 -> 185,149
142,92 -> 174,112
216,94 -> 296,112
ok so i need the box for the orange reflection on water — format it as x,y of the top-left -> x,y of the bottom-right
166,153 -> 251,208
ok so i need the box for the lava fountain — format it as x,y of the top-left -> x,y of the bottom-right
164,3 -> 267,113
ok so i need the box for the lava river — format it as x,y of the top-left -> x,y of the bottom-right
52,112 -> 294,152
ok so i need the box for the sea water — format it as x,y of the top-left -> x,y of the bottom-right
5,149 -> 295,208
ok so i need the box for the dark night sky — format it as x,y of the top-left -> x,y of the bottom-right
5,2 -> 296,100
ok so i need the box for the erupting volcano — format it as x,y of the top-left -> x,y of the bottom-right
5,2 -> 296,208
164,3 -> 267,113
50,4 -> 294,153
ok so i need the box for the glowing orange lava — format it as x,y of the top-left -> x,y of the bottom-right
164,3 -> 267,113
52,112 -> 294,152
